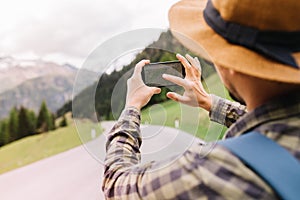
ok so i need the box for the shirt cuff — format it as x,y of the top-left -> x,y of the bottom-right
209,94 -> 247,128
209,94 -> 229,125
120,106 -> 141,124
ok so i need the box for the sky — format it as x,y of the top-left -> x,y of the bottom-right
0,0 -> 179,67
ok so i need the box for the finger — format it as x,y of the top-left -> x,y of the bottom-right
166,92 -> 189,103
176,54 -> 192,78
194,57 -> 202,73
177,54 -> 195,79
186,54 -> 197,67
186,54 -> 202,75
134,59 -> 150,76
162,74 -> 189,88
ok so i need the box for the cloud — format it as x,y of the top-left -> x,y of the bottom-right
0,0 -> 178,67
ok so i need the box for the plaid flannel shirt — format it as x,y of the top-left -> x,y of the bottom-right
103,93 -> 300,199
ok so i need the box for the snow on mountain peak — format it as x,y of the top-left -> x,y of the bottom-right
0,56 -> 69,70
0,56 -> 78,94
0,56 -> 39,69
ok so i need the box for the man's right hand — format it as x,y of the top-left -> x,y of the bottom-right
126,60 -> 161,110
162,54 -> 212,112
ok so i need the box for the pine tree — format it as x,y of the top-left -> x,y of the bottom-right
0,120 -> 10,146
49,113 -> 56,131
18,106 -> 31,138
27,110 -> 37,135
59,114 -> 68,127
0,121 -> 3,146
0,120 -> 7,147
8,107 -> 19,141
52,114 -> 56,130
37,101 -> 50,132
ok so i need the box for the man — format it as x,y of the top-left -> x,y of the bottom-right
103,0 -> 300,199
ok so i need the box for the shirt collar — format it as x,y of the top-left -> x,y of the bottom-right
226,92 -> 300,138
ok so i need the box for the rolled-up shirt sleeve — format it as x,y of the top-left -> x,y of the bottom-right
209,94 -> 247,128
102,106 -> 143,198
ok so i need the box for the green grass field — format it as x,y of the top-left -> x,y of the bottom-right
141,73 -> 228,140
141,100 -> 226,140
0,121 -> 102,175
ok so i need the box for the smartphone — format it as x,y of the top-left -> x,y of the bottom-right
142,61 -> 185,87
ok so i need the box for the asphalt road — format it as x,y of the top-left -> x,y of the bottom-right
0,121 -> 203,200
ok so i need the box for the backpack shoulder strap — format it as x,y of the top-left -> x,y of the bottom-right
218,132 -> 300,200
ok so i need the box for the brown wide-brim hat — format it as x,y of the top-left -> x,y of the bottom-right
169,0 -> 300,84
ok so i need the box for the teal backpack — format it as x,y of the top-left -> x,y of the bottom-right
219,132 -> 300,200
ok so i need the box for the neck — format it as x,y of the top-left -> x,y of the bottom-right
237,77 -> 300,111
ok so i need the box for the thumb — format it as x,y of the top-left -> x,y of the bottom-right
151,87 -> 161,95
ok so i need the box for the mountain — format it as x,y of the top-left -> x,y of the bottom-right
0,57 -> 98,119
0,57 -> 77,94
0,74 -> 75,118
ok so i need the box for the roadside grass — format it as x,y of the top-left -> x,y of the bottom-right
0,120 -> 102,175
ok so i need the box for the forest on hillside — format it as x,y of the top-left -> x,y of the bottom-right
57,31 -> 216,121
0,101 -> 68,147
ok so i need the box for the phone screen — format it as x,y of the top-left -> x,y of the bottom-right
142,61 -> 185,87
